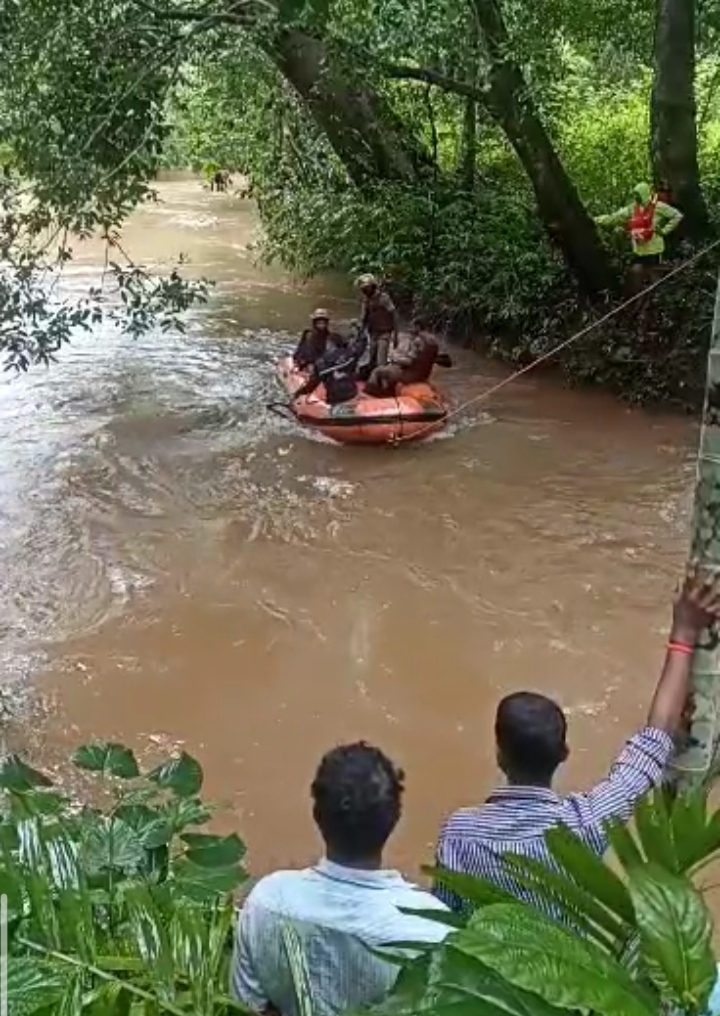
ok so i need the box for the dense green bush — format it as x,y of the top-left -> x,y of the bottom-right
3,744 -> 245,1015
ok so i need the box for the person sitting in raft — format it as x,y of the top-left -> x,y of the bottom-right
594,182 -> 683,290
356,274 -> 399,378
292,331 -> 364,406
293,309 -> 337,370
364,322 -> 439,397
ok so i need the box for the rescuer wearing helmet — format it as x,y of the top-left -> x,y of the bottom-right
293,308 -> 337,370
355,274 -> 399,377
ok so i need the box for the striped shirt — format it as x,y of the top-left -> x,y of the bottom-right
232,858 -> 450,1016
436,726 -> 674,912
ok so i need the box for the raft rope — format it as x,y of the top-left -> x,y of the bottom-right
393,237 -> 720,445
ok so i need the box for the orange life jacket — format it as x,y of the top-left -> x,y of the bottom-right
628,197 -> 658,244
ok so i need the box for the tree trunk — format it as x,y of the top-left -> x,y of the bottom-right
673,273 -> 720,789
460,95 -> 477,192
266,28 -> 432,185
651,0 -> 710,238
469,0 -> 616,297
459,12 -> 478,192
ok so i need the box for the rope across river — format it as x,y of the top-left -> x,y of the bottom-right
271,237 -> 720,444
392,235 -> 720,444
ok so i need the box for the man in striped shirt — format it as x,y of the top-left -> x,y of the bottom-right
436,572 -> 720,911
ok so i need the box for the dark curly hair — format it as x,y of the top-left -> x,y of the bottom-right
311,742 -> 405,861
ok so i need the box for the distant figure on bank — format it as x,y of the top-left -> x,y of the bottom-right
365,321 -> 440,397
232,742 -> 450,1016
594,182 -> 682,291
211,169 -> 231,192
293,308 -> 336,370
436,570 -> 720,913
356,274 -> 399,377
292,329 -> 366,406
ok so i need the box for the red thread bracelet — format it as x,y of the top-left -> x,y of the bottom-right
667,641 -> 694,655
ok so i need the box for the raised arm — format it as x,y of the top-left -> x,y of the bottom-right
647,570 -> 720,733
566,571 -> 720,827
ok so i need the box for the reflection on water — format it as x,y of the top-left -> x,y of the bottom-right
0,175 -> 699,875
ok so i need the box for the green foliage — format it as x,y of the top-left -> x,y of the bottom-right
0,0 -> 212,370
379,788 -> 720,1016
2,742 -> 246,1015
629,864 -> 717,1011
155,0 -> 719,406
0,0 -> 715,396
375,888 -> 714,1016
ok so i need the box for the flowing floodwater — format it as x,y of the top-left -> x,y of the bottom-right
0,175 -> 699,875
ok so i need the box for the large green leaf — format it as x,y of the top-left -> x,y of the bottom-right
423,866 -> 519,909
605,816 -> 644,872
6,957 -> 68,1016
120,882 -> 176,997
633,790 -> 678,873
168,796 -> 213,832
180,832 -> 246,869
148,754 -> 203,798
670,787 -> 711,872
0,756 -> 52,793
501,852 -> 623,947
397,906 -> 466,929
73,743 -> 140,780
171,857 -> 245,901
9,791 -> 66,820
628,864 -> 716,1013
456,904 -> 657,1016
81,817 -> 146,875
373,951 -> 433,1014
427,941 -> 564,1015
545,823 -> 635,925
174,899 -> 236,1007
113,804 -> 173,848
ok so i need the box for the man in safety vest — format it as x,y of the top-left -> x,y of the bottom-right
595,182 -> 682,267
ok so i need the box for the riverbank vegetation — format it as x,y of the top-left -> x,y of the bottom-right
7,742 -> 720,1015
1,0 -> 719,399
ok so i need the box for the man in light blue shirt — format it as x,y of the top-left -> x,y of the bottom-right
232,742 -> 450,1016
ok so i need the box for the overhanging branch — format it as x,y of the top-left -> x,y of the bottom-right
384,63 -> 485,103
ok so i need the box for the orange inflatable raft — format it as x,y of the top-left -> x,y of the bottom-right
273,355 -> 448,446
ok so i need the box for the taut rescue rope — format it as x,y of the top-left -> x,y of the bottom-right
394,238 -> 720,445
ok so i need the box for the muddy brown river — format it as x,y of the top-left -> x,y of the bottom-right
0,176 -> 700,876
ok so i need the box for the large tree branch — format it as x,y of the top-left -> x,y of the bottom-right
384,63 -> 485,103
